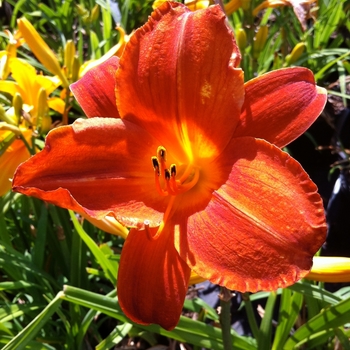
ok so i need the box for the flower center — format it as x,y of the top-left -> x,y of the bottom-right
151,146 -> 199,197
144,146 -> 200,241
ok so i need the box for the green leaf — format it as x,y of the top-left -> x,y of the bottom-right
1,293 -> 63,350
184,297 -> 219,321
69,210 -> 118,285
61,285 -> 257,350
272,288 -> 303,350
89,30 -> 102,59
96,322 -> 133,350
258,291 -> 277,350
283,296 -> 350,349
288,281 -> 342,305
32,203 -> 48,269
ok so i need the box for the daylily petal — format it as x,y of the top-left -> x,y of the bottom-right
17,18 -> 69,88
10,58 -> 39,106
305,256 -> 350,283
253,0 -> 289,16
0,129 -> 32,196
48,97 -> 65,115
175,137 -> 326,292
234,68 -> 327,148
71,56 -> 120,118
118,223 -> 191,330
116,2 -> 243,161
81,213 -> 129,239
0,80 -> 23,97
36,74 -> 61,95
13,117 -> 169,224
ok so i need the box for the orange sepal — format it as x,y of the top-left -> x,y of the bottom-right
118,224 -> 191,330
116,2 -> 244,160
70,56 -> 120,118
234,68 -> 327,148
175,137 -> 327,292
12,118 -> 168,224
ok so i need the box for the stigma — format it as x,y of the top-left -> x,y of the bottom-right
151,146 -> 199,197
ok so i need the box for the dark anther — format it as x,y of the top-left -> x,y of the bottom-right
164,169 -> 171,180
170,164 -> 176,176
152,157 -> 160,174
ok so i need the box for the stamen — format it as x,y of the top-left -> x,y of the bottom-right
157,146 -> 167,161
151,156 -> 160,175
151,146 -> 199,197
170,164 -> 176,176
154,172 -> 168,196
164,169 -> 171,180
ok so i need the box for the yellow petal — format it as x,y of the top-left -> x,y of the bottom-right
184,0 -> 210,10
0,80 -> 23,96
81,214 -> 129,240
305,257 -> 350,283
36,74 -> 61,95
0,129 -> 32,196
224,0 -> 242,15
253,0 -> 289,16
17,18 -> 69,88
189,271 -> 206,285
48,97 -> 65,115
10,58 -> 38,106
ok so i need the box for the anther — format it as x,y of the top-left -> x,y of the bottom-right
164,169 -> 171,181
157,146 -> 167,161
151,156 -> 160,175
170,164 -> 176,176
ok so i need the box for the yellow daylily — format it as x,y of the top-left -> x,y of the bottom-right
305,257 -> 350,283
0,58 -> 64,119
0,126 -> 33,196
0,30 -> 20,80
153,0 -> 242,15
17,17 -> 69,88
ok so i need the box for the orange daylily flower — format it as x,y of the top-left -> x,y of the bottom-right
13,3 -> 327,330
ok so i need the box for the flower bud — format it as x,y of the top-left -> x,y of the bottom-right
241,0 -> 251,10
236,28 -> 247,52
71,56 -> 81,83
64,40 -> 76,78
0,55 -> 10,80
13,92 -> 23,123
90,4 -> 100,23
285,42 -> 306,66
253,26 -> 268,59
224,0 -> 241,15
17,17 -> 69,88
36,88 -> 52,134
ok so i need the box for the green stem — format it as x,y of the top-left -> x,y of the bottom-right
219,287 -> 233,350
19,132 -> 35,156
